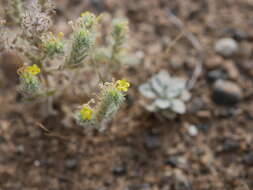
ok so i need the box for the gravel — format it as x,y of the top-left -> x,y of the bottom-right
214,38 -> 238,57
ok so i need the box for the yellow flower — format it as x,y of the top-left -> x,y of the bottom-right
26,64 -> 41,76
81,11 -> 91,17
80,105 -> 93,120
116,79 -> 130,92
58,32 -> 64,38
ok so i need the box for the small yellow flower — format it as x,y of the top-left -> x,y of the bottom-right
58,32 -> 64,38
116,79 -> 130,92
80,105 -> 93,120
26,64 -> 41,76
81,11 -> 91,17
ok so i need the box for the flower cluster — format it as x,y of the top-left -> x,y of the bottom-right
42,32 -> 64,58
6,1 -> 134,129
65,12 -> 98,66
76,79 -> 130,130
116,79 -> 130,92
19,64 -> 41,94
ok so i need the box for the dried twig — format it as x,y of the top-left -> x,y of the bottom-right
166,9 -> 204,90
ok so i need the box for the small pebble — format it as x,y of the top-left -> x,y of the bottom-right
34,160 -> 41,167
112,163 -> 127,176
66,158 -> 77,170
187,125 -> 198,136
165,156 -> 179,167
165,156 -> 187,168
231,29 -> 249,41
214,38 -> 238,57
145,135 -> 160,149
212,79 -> 243,105
16,145 -> 25,154
223,61 -> 239,80
219,138 -> 240,153
240,60 -> 253,77
207,69 -> 227,83
242,152 -> 253,166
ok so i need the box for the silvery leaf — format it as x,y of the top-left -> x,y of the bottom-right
166,78 -> 186,98
154,98 -> 171,109
139,83 -> 157,99
166,88 -> 181,98
150,75 -> 164,95
156,70 -> 171,82
150,70 -> 170,95
171,99 -> 186,114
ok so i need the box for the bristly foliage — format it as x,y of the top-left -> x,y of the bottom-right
65,12 -> 98,67
76,79 -> 129,131
1,0 -> 134,129
8,0 -> 24,25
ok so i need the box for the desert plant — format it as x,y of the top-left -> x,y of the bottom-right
76,79 -> 130,131
1,0 -> 135,130
139,70 -> 191,119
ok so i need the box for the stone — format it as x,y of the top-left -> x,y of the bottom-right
205,55 -> 223,69
206,69 -> 227,83
112,163 -> 127,176
145,134 -> 160,149
165,156 -> 187,168
240,60 -> 253,77
212,79 -> 243,105
232,29 -> 249,41
242,152 -> 253,166
214,38 -> 238,57
165,156 -> 179,167
66,158 -> 77,170
218,138 -> 240,153
187,125 -> 198,136
223,61 -> 239,80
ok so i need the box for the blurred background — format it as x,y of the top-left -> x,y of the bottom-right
0,0 -> 253,189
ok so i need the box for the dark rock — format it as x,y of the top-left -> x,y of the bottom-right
206,69 -> 227,83
112,163 -> 127,176
0,136 -> 5,144
66,158 -> 77,170
198,123 -> 211,132
165,156 -> 179,167
222,28 -> 250,41
145,134 -> 160,149
212,79 -> 243,105
242,152 -> 253,166
219,138 -> 240,153
231,29 -> 249,41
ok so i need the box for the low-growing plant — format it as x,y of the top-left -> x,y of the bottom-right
0,0 -> 137,130
139,70 -> 191,119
